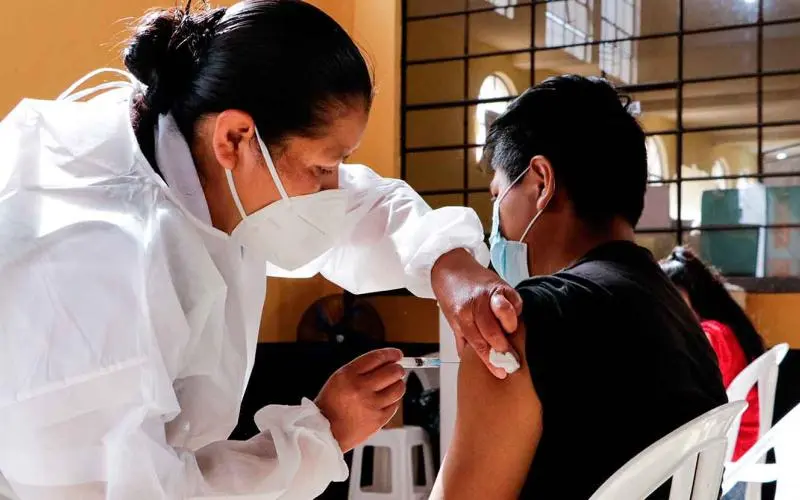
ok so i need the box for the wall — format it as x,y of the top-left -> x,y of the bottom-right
747,294 -> 800,347
369,296 -> 440,344
0,0 -> 191,115
348,0 -> 402,178
713,143 -> 758,178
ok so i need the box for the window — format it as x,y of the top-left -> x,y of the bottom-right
762,143 -> 800,187
670,165 -> 718,227
546,0 -> 593,62
645,136 -> 666,184
403,0 -> 800,277
600,0 -> 638,83
711,159 -> 729,189
488,0 -> 517,20
475,73 -> 515,161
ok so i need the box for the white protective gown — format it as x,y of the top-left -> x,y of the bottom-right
0,85 -> 489,500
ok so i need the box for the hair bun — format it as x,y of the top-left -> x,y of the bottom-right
123,5 -> 226,114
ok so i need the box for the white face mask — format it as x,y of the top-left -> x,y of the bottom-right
224,128 -> 348,270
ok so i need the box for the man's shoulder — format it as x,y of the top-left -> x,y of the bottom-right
513,272 -> 608,333
515,260 -> 623,305
514,275 -> 575,310
513,255 -> 670,334
528,250 -> 669,302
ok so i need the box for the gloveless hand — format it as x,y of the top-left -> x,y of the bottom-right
315,348 -> 406,452
432,249 -> 523,379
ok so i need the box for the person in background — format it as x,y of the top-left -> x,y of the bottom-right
661,246 -> 766,500
430,75 -> 727,500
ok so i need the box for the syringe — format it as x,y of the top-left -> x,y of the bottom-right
397,357 -> 442,369
397,349 -> 520,374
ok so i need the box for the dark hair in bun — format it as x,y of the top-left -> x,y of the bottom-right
125,0 -> 373,170
124,3 -> 226,115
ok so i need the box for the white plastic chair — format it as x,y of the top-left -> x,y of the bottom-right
722,343 -> 789,500
589,401 -> 747,500
725,343 -> 789,460
723,402 -> 800,500
348,426 -> 435,500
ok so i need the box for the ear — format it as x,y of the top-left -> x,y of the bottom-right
211,110 -> 257,173
528,155 -> 556,211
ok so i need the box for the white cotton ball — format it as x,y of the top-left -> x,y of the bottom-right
489,348 -> 520,375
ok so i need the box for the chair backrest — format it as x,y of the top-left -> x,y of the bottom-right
723,402 -> 800,500
589,401 -> 747,500
725,343 -> 789,462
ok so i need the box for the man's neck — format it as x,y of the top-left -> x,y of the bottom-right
530,217 -> 636,275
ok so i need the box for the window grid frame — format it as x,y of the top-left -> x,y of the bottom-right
598,0 -> 638,84
401,0 -> 800,273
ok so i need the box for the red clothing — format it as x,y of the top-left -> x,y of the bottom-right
701,320 -> 759,461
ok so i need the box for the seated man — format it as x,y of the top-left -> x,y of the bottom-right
431,75 -> 727,500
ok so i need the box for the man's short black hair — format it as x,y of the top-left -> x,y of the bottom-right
485,74 -> 647,228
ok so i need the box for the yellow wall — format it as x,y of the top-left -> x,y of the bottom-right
746,294 -> 800,348
349,0 -> 402,179
306,0 -> 353,30
369,296 -> 440,344
713,143 -> 758,177
0,0 -> 183,115
683,133 -> 715,171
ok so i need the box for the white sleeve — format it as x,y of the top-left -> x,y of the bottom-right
193,400 -> 347,498
0,226 -> 346,500
0,392 -> 347,500
266,164 -> 490,298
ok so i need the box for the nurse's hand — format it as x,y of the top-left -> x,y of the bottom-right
432,249 -> 523,379
315,348 -> 406,452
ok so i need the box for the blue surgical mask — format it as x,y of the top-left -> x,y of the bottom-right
489,168 -> 551,287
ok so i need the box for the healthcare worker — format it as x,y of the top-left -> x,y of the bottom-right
0,1 -> 522,499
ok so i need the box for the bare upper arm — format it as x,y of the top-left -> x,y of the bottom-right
431,324 -> 543,500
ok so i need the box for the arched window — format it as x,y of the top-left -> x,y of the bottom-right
645,136 -> 666,185
475,73 -> 515,161
711,159 -> 729,189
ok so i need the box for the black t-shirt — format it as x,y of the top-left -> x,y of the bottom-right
518,241 -> 727,499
